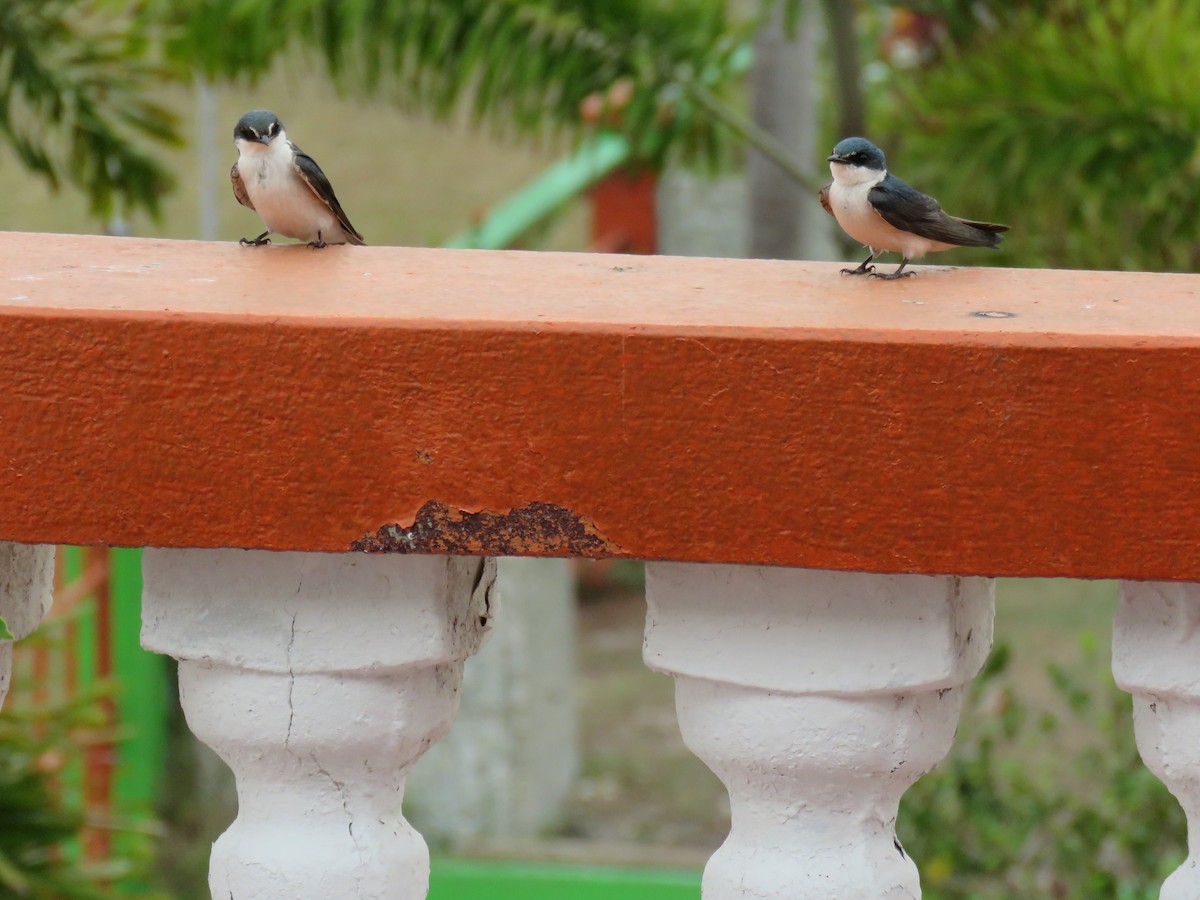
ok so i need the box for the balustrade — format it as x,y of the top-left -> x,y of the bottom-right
4,231 -> 1200,897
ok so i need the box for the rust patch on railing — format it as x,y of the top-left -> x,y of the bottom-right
352,500 -> 621,557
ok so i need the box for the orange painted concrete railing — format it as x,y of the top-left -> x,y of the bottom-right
3,231 -> 1200,580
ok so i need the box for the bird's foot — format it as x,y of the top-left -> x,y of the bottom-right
239,233 -> 271,247
308,231 -> 327,250
840,264 -> 875,276
870,259 -> 913,280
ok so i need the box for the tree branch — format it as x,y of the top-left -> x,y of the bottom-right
682,79 -> 824,193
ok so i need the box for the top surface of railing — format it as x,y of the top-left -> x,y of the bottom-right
3,231 -> 1200,579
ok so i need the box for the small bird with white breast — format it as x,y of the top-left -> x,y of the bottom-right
230,109 -> 364,249
819,136 -> 1007,279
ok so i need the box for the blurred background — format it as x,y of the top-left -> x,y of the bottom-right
2,1 -> 1195,897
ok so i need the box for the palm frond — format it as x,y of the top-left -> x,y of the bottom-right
0,0 -> 181,218
167,0 -> 782,171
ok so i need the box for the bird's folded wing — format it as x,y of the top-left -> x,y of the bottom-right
290,143 -> 365,245
954,217 -> 1010,233
869,176 -> 1006,247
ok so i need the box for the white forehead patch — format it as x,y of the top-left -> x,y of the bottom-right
830,161 -> 886,187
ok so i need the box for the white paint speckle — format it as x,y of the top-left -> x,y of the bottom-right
88,264 -> 154,274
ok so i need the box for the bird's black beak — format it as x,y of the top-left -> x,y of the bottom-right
827,153 -> 845,163
257,134 -> 273,145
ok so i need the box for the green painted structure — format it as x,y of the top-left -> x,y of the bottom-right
108,548 -> 170,842
444,132 -> 634,251
430,859 -> 701,899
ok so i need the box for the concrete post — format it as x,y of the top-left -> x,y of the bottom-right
141,549 -> 496,900
0,542 -> 54,708
748,0 -> 837,261
644,563 -> 994,899
656,169 -> 747,259
1113,581 -> 1200,899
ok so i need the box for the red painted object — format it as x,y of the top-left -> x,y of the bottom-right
589,169 -> 657,254
3,233 -> 1200,581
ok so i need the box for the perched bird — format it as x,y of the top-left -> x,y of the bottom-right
230,109 -> 364,248
819,137 -> 1007,279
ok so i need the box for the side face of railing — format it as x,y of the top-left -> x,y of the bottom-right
2,231 -> 1200,898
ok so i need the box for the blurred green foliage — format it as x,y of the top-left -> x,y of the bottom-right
875,0 -> 1200,271
152,0 -> 793,172
0,0 -> 180,218
2,0 -> 809,219
902,640 -> 1184,899
0,634 -> 164,898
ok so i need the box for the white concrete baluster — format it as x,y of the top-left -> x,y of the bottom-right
0,542 -> 55,709
1113,581 -> 1200,899
142,549 -> 497,900
644,564 -> 994,899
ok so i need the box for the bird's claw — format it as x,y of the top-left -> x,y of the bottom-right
239,236 -> 270,247
307,240 -> 328,250
869,270 -> 915,280
840,265 -> 875,276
